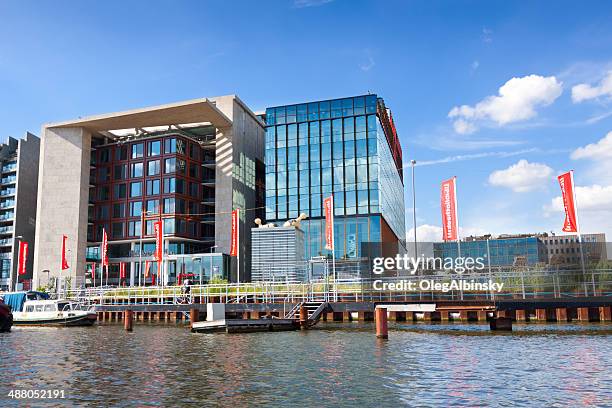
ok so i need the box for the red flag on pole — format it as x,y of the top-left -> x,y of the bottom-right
101,228 -> 109,267
153,221 -> 164,264
91,262 -> 96,278
230,209 -> 239,257
440,177 -> 459,241
324,196 -> 334,250
119,262 -> 126,279
18,241 -> 28,275
558,171 -> 579,233
61,235 -> 69,270
144,260 -> 151,278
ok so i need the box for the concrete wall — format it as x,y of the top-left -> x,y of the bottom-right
33,127 -> 92,288
210,96 -> 264,282
12,132 -> 40,287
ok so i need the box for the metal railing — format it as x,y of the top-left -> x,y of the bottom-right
57,268 -> 612,306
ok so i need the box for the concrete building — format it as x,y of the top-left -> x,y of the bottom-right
541,233 -> 607,266
263,94 -> 406,262
33,96 -> 264,288
251,225 -> 305,282
0,133 -> 40,291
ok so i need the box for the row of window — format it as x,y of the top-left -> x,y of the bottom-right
266,95 -> 378,125
95,137 -> 196,163
95,217 -> 201,239
265,115 -> 379,148
95,177 -> 202,201
94,158 -> 207,183
95,197 -> 201,220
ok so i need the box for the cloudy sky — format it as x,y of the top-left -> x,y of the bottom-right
1,0 -> 611,241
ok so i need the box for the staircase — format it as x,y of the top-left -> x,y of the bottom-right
284,301 -> 329,327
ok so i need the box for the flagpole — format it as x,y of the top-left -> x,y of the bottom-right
453,177 -> 463,301
571,170 -> 589,296
237,208 -> 241,285
331,194 -> 337,302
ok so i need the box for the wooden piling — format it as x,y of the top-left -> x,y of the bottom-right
299,304 -> 308,329
375,308 -> 388,339
124,310 -> 133,331
599,306 -> 611,322
190,308 -> 199,328
578,307 -> 590,322
556,308 -> 568,322
536,309 -> 547,322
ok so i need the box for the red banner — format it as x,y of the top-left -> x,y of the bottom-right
154,221 -> 163,275
61,235 -> 69,270
324,196 -> 334,250
558,171 -> 578,233
144,260 -> 151,278
119,262 -> 126,279
18,241 -> 28,275
101,228 -> 109,267
230,209 -> 239,257
440,177 -> 458,241
90,262 -> 96,278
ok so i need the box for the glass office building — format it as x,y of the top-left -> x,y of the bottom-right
433,237 -> 548,267
264,94 -> 406,260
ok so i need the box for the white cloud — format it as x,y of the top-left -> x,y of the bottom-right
471,60 -> 480,70
488,159 -> 554,192
571,131 -> 612,160
293,0 -> 333,8
547,184 -> 612,213
571,70 -> 612,103
482,28 -> 493,43
359,55 -> 375,72
448,74 -> 563,134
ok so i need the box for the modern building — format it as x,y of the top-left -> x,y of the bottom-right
0,133 -> 40,291
251,225 -> 305,282
434,234 -> 548,268
541,233 -> 607,266
33,96 -> 264,288
263,94 -> 406,262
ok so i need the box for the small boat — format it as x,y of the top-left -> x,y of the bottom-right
2,291 -> 96,327
0,301 -> 12,332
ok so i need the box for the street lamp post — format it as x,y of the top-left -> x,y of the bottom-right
410,160 -> 418,258
12,235 -> 23,291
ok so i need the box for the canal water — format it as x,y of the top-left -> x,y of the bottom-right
1,322 -> 611,407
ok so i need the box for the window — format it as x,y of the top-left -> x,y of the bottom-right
132,143 -> 144,159
99,149 -> 110,163
114,164 -> 127,180
165,158 -> 176,173
98,167 -> 110,183
131,162 -> 143,177
98,186 -> 110,201
112,222 -> 124,238
128,221 -> 141,237
115,146 -> 128,161
164,178 -> 183,194
146,199 -> 159,214
148,140 -> 161,156
189,163 -> 198,178
130,182 -> 142,197
146,179 -> 160,195
112,203 -> 125,218
164,198 -> 175,214
164,138 -> 176,154
130,201 -> 142,217
113,184 -> 127,199
148,160 -> 161,176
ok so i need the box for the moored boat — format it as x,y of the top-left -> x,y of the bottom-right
2,291 -> 97,327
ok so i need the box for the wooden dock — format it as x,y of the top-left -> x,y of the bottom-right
191,318 -> 299,333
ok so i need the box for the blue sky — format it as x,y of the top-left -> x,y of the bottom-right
2,0 -> 612,240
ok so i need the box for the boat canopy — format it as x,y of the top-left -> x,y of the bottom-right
1,291 -> 50,312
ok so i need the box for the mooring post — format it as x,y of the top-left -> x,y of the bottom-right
190,308 -> 199,328
375,307 -> 388,339
124,310 -> 133,331
299,304 -> 308,329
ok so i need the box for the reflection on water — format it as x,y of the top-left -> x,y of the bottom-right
1,323 -> 611,407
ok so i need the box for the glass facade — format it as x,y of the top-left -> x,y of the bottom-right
433,237 -> 548,267
265,95 -> 406,259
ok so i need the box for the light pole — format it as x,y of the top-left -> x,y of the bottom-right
12,235 -> 23,291
411,160 -> 417,258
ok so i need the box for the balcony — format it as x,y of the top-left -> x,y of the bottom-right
0,238 -> 12,246
1,164 -> 17,173
1,176 -> 16,185
0,200 -> 15,209
0,188 -> 15,197
0,226 -> 13,235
